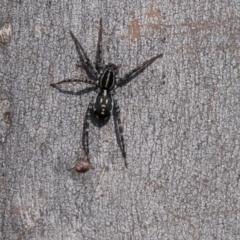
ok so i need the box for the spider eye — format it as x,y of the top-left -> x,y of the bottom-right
106,63 -> 118,72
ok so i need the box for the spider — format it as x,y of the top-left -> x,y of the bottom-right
50,19 -> 163,168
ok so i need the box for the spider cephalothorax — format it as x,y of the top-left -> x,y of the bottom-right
98,63 -> 118,90
50,19 -> 163,169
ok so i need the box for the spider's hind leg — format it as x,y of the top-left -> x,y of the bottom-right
82,96 -> 95,161
112,94 -> 128,168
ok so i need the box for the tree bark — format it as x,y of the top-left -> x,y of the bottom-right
1,0 -> 239,239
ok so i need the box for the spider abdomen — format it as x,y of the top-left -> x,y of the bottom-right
93,90 -> 113,120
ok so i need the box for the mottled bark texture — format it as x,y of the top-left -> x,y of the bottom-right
0,0 -> 239,239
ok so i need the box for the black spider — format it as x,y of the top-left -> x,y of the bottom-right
50,19 -> 163,168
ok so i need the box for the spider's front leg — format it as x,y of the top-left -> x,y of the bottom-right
95,18 -> 104,73
70,30 -> 99,78
117,53 -> 163,86
112,94 -> 128,168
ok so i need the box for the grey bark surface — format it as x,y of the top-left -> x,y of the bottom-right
1,0 -> 239,239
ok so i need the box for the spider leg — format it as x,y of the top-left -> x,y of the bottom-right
70,30 -> 99,78
117,53 -> 163,86
96,18 -> 104,73
83,96 -> 94,161
112,94 -> 128,168
50,78 -> 97,88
